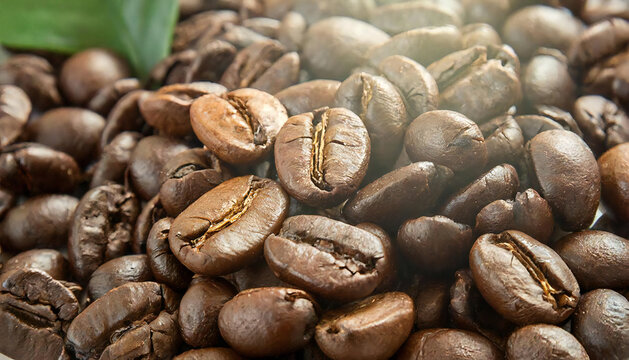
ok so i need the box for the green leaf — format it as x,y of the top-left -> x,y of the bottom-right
0,0 -> 179,80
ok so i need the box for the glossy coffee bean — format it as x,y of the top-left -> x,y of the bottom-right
344,162 -> 453,230
439,164 -> 520,226
355,222 -> 397,293
599,143 -> 629,222
370,2 -> 461,35
398,216 -> 473,274
405,110 -> 487,173
479,115 -> 524,168
146,218 -> 192,291
276,80 -> 341,117
460,23 -> 502,48
554,230 -> 629,290
0,85 -> 31,149
218,287 -> 318,357
397,329 -> 502,360
334,72 -> 408,166
572,289 -> 629,360
87,254 -> 154,300
1,249 -> 68,280
414,281 -> 450,329
274,107 -> 370,208
573,95 -> 629,156
526,130 -> 600,231
0,143 -> 80,194
68,184 -> 140,281
0,54 -> 62,110
522,48 -> 576,111
315,292 -> 414,360
90,131 -> 142,188
60,48 -> 131,106
225,258 -> 290,292
179,276 -> 236,348
191,88 -> 288,165
470,230 -> 580,325
506,324 -> 589,360
0,188 -> 11,222
134,195 -> 167,254
88,77 -> 140,116
278,11 -> 307,52
515,114 -> 564,142
129,135 -> 189,200
174,348 -> 244,360
0,194 -> 79,251
567,18 -> 629,73
100,90 -> 149,149
264,215 -> 390,302
66,281 -> 180,360
159,148 -> 233,217
170,176 -> 288,276
475,188 -> 554,243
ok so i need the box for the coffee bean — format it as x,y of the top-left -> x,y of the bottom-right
90,131 -> 142,188
66,281 -> 180,360
68,184 -> 139,281
555,230 -> 629,290
599,143 -> 629,222
87,254 -> 154,300
225,257 -> 290,292
344,162 -> 453,231
1,249 -> 68,280
463,0 -> 510,28
274,107 -> 370,208
170,175 -> 288,276
414,281 -> 450,329
174,347 -> 244,360
515,114 -> 565,142
572,289 -> 629,360
190,88 -> 288,165
0,54 -> 62,109
315,292 -> 414,360
479,115 -> 524,168
146,217 -> 192,291
470,230 -> 580,325
370,2 -> 462,35
0,85 -> 31,149
461,23 -> 502,48
87,77 -> 140,116
179,276 -> 236,347
0,194 -> 78,251
522,48 -> 576,111
276,80 -> 341,117
264,215 -> 391,301
398,215 -> 473,274
506,324 -> 589,360
100,90 -> 150,150
172,11 -> 239,52
218,287 -> 318,357
218,24 -> 273,49
220,40 -> 286,89
134,195 -> 167,254
397,329 -> 503,360
278,11 -> 307,52
0,143 -> 81,194
294,0 -> 374,23
573,95 -> 629,156
567,17 -> 629,73
526,130 -> 600,231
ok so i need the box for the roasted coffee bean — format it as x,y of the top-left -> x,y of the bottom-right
179,276 -> 236,348
174,347 -> 244,360
87,77 -> 140,116
573,95 -> 629,156
470,230 -> 580,325
0,268 -> 80,360
249,51 -> 301,94
414,281 -> 450,329
278,11 -> 307,52
449,269 -> 514,348
225,257 -> 290,292
0,85 -> 31,149
439,164 -> 519,226
159,148 -> 233,217
377,55 -> 439,119
526,130 -> 600,231
506,324 -> 589,360
172,10 -> 239,52
554,230 -> 629,290
1,249 -> 68,280
146,218 -> 192,291
366,26 -> 462,68
398,216 -> 473,274
219,40 -> 286,90
397,329 -> 502,360
170,176 -> 288,276
599,143 -> 629,222
190,88 -> 288,165
218,23 -> 273,49
315,292 -> 414,360
90,131 -> 142,188
264,215 -> 390,302
129,135 -> 189,200
0,54 -> 62,109
427,46 -> 521,123
405,110 -> 487,173
515,114 -> 565,142
60,48 -> 131,106
68,184 -> 139,281
303,17 -> 389,80
522,48 -> 576,111
572,289 -> 629,360
274,107 -> 370,208
479,115 -> 524,168
88,254 -> 154,300
0,194 -> 78,251
27,107 -> 106,165
276,80 -> 341,117
134,195 -> 167,254
0,188 -> 12,222
335,72 -> 408,166
475,188 -> 554,243
66,281 -> 180,360
100,90 -> 150,149
294,0 -> 374,23
370,2 -> 461,35
140,82 -> 227,137
218,287 -> 318,358
502,5 -> 584,61
581,1 -> 629,23
344,162 -> 453,231
0,143 -> 81,194
463,0 -> 510,28
355,222 -> 397,292
461,23 -> 502,48
567,18 -> 629,73
242,17 -> 279,37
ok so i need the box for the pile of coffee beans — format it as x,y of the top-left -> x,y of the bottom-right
1,0 -> 629,359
